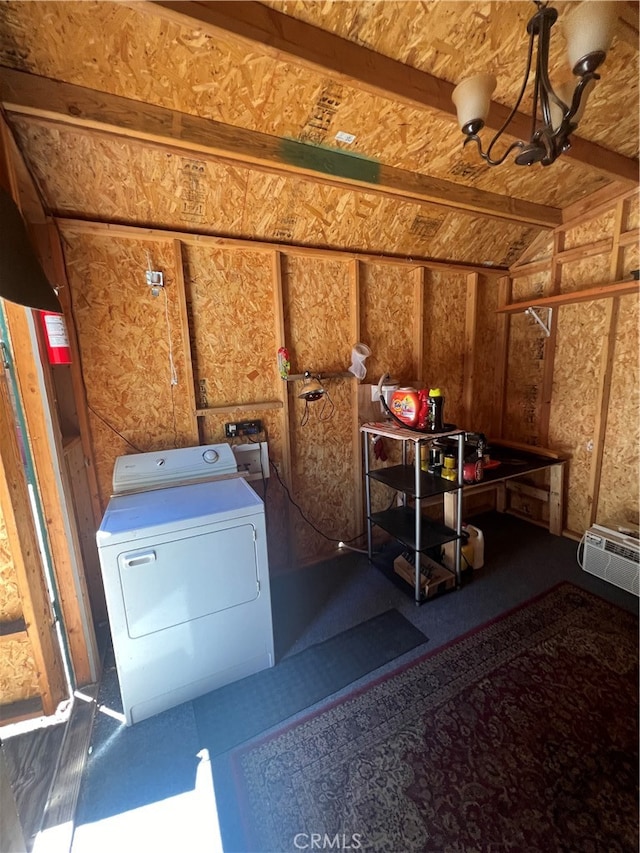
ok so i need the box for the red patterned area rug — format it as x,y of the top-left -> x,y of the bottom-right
229,584 -> 638,852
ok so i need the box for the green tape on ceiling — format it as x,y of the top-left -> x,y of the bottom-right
279,138 -> 380,183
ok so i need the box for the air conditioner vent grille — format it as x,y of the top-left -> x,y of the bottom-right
582,525 -> 639,597
604,540 -> 639,563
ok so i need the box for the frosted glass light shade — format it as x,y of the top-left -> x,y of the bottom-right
549,78 -> 595,129
452,73 -> 497,132
564,1 -> 616,74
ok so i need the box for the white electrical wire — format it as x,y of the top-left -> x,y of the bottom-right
147,251 -> 178,387
163,287 -> 178,386
338,541 -> 369,555
576,533 -> 586,569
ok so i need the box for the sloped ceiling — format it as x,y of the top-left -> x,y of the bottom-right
0,0 -> 637,267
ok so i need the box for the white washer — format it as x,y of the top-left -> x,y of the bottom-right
96,443 -> 274,726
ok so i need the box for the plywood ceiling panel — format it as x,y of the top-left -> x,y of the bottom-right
0,0 -> 637,262
11,118 -> 537,265
266,0 -> 639,160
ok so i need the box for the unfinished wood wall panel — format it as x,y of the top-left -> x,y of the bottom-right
0,638 -> 40,705
283,256 -> 352,374
0,370 -> 66,717
422,271 -> 466,429
548,301 -> 608,533
559,255 -> 612,294
12,121 -> 248,234
622,242 -> 639,280
513,232 -> 553,267
595,293 -> 639,527
12,118 -> 531,267
563,210 -> 616,249
359,263 -> 415,384
184,246 -> 277,407
0,512 -> 21,623
283,255 -> 356,562
63,440 -> 106,627
626,191 -> 639,230
61,232 -> 197,507
503,313 -> 546,446
503,192 -> 639,535
511,271 -> 548,304
471,275 -> 500,436
289,379 -> 357,562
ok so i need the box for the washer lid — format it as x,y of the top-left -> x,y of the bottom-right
98,476 -> 263,545
112,443 -> 237,493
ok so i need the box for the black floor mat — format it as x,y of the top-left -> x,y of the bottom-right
193,608 -> 427,755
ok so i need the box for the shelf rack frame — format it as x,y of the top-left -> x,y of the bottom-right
361,421 -> 465,604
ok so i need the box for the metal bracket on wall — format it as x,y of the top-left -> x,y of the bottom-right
525,306 -> 552,337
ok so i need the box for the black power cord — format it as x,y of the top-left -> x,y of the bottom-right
246,432 -> 367,547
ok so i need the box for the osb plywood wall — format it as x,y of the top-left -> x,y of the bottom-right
0,512 -> 20,622
597,294 -> 639,525
360,263 -> 416,384
11,118 -> 536,268
503,313 -> 546,445
283,254 -> 355,563
422,271 -> 467,429
59,216 -> 488,568
61,233 -> 198,501
1,57 -> 635,571
506,189 -> 639,534
0,638 -> 40,706
473,276 -> 501,436
548,301 -> 609,531
0,502 -> 40,708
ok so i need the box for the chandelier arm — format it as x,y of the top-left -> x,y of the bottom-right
463,134 -> 526,168
536,72 -> 599,164
530,24 -> 545,138
485,21 -> 536,164
572,74 -> 596,115
534,6 -> 560,133
564,72 -> 598,127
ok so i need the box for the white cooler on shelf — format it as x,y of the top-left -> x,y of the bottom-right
96,443 -> 274,726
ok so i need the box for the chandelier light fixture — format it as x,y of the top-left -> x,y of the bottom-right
451,0 -> 617,167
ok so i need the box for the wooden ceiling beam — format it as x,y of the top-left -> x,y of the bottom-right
616,1 -> 639,48
137,0 -> 639,185
0,67 -> 560,228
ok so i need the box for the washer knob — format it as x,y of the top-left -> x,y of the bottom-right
203,449 -> 219,464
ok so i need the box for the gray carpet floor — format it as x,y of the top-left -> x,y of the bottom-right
70,511 -> 639,853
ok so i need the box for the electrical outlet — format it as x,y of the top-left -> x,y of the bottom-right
225,419 -> 262,438
231,442 -> 269,481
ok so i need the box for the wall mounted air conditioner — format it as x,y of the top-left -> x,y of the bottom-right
581,523 -> 639,596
